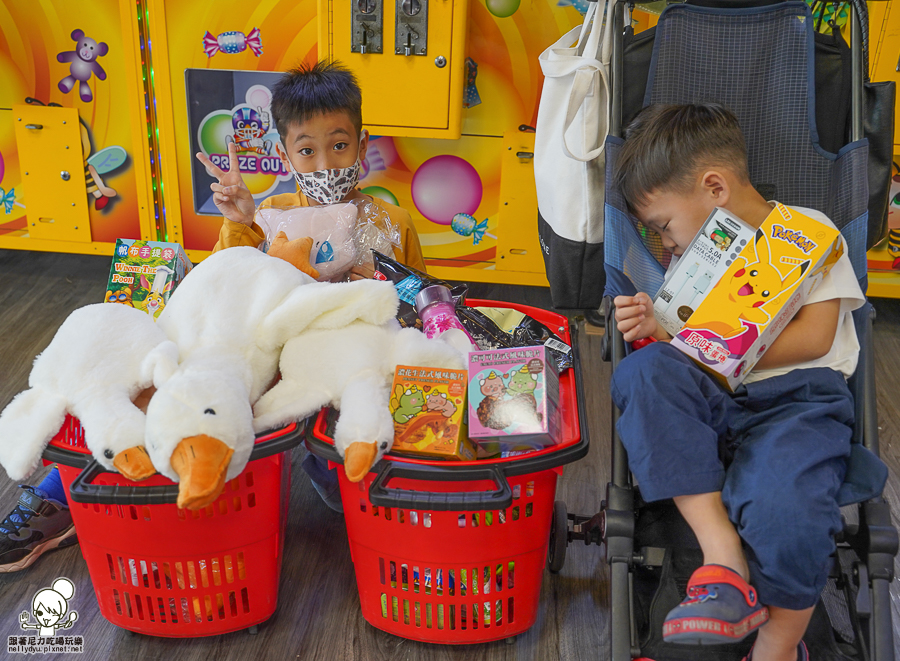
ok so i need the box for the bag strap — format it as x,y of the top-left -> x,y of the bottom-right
574,1 -> 599,56
561,65 -> 611,162
576,0 -> 603,58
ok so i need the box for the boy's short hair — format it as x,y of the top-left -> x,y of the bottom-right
271,60 -> 363,141
614,103 -> 750,214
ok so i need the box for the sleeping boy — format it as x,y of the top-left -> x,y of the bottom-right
611,103 -> 871,661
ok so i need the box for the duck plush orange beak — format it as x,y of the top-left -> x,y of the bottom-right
343,441 -> 378,483
113,446 -> 157,482
170,435 -> 234,510
267,233 -> 320,280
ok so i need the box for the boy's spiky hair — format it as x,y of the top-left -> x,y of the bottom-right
271,60 -> 363,141
613,103 -> 750,215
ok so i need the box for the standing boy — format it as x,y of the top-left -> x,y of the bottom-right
196,61 -> 427,511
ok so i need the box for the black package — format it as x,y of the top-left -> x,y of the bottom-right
512,315 -> 573,371
372,251 -> 467,330
456,305 -> 573,372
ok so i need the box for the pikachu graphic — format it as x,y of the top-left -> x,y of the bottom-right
683,229 -> 810,339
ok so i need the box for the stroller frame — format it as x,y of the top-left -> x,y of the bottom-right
547,2 -> 899,660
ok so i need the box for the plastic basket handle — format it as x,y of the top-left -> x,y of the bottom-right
67,424 -> 304,505
368,462 -> 513,512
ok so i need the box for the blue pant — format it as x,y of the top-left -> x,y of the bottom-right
610,342 -> 853,610
300,448 -> 343,513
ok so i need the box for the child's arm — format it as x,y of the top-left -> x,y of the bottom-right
613,292 -> 672,343
753,298 -> 840,370
195,142 -> 257,227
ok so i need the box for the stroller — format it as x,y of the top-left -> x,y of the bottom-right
548,1 -> 898,660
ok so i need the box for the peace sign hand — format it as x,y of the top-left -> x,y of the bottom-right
195,142 -> 257,227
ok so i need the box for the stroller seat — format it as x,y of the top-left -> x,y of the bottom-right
548,2 -> 898,660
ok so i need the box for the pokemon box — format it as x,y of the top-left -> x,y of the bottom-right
388,365 -> 475,461
467,346 -> 561,446
106,239 -> 192,319
654,204 -> 843,390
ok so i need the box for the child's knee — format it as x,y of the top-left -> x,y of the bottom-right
611,342 -> 689,401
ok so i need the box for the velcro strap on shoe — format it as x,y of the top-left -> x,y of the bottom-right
17,488 -> 56,517
687,564 -> 758,608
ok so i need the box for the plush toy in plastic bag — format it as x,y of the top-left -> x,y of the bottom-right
255,199 -> 400,282
256,203 -> 358,281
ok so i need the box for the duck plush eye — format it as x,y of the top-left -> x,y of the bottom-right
104,449 -> 114,459
380,442 -> 388,450
204,408 -> 216,415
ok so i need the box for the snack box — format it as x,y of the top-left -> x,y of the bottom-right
106,239 -> 192,319
467,345 -> 560,446
389,365 -> 475,461
654,204 -> 843,390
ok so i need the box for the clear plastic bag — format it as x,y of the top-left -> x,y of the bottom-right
348,198 -> 401,270
254,198 -> 400,281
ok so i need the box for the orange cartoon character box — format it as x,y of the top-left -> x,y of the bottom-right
654,204 -> 843,390
388,365 -> 476,460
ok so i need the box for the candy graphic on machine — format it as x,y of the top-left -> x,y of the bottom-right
202,28 -> 263,57
451,213 -> 496,245
0,187 -> 24,215
463,57 -> 482,109
411,155 -> 482,225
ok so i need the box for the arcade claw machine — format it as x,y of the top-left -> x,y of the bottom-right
141,0 -> 602,285
0,0 -> 157,255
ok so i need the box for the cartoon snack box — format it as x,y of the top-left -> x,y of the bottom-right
654,204 -> 843,390
467,346 -> 560,446
389,365 -> 475,461
105,239 -> 192,319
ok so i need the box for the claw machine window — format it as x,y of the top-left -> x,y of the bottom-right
186,70 -> 297,215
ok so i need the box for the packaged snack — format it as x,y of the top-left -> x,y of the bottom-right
372,251 -> 467,330
106,239 -> 192,318
655,204 -> 843,390
467,346 -> 560,446
389,365 -> 475,460
456,305 -> 573,372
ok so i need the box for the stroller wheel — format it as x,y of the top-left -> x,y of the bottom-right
548,500 -> 568,573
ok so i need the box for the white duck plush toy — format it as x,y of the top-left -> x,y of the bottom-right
253,321 -> 465,482
144,246 -> 400,509
0,303 -> 174,482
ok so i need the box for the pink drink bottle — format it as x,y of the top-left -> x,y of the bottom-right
414,285 -> 478,346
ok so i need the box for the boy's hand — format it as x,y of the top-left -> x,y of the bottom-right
348,263 -> 376,281
614,292 -> 665,343
195,142 -> 256,226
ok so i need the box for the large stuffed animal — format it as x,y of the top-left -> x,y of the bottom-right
143,246 -> 400,509
0,304 -> 174,481
253,321 -> 465,482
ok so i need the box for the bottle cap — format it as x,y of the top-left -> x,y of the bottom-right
415,284 -> 453,313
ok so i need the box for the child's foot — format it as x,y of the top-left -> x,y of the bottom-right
663,564 -> 768,644
0,485 -> 77,572
743,640 -> 809,661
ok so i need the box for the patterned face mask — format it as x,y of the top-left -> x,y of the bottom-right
282,135 -> 364,205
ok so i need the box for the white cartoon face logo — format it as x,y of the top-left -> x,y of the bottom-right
20,578 -> 78,637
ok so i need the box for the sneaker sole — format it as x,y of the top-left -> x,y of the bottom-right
0,525 -> 78,573
663,608 -> 769,645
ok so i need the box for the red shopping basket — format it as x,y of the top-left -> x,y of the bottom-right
303,300 -> 588,644
42,417 -> 301,637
